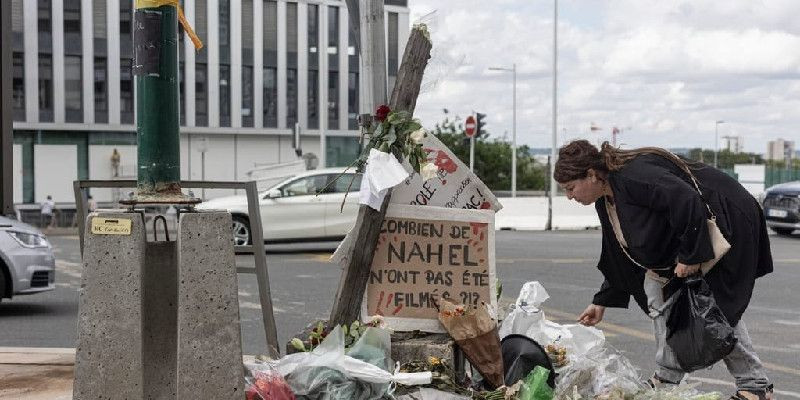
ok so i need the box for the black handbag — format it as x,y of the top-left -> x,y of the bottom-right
665,275 -> 737,372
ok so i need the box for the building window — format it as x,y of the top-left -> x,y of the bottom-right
65,56 -> 83,123
196,63 -> 208,126
387,12 -> 399,94
220,65 -> 231,127
243,66 -> 254,127
64,0 -> 82,54
94,57 -> 108,123
219,0 -> 231,127
242,0 -> 254,127
38,54 -> 53,122
11,0 -> 24,52
286,2 -> 298,128
263,68 -> 277,128
263,0 -> 278,127
327,6 -> 339,129
120,0 -> 133,57
121,58 -> 134,124
12,53 -> 25,121
348,24 -> 359,130
38,0 -> 52,52
327,136 -> 360,168
307,4 -> 319,130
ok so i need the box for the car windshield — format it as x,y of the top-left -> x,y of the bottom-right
256,175 -> 296,192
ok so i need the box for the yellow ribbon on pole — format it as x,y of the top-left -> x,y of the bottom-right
135,0 -> 204,50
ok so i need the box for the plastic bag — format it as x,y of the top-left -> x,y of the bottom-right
666,275 -> 737,372
275,326 -> 394,400
554,346 -> 643,399
245,362 -> 296,400
519,366 -> 554,400
500,281 -> 605,361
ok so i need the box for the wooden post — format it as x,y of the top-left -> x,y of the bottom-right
329,26 -> 432,326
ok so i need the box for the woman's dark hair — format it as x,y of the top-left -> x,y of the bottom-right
554,140 -> 693,183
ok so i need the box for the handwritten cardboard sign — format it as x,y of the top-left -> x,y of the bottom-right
91,217 -> 132,235
362,204 -> 496,332
391,134 -> 502,212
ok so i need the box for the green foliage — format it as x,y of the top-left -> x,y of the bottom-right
433,116 -> 548,191
684,148 -> 764,169
358,110 -> 426,173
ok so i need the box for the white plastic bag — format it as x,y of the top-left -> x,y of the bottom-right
500,281 -> 605,361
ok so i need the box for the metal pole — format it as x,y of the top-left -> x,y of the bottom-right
470,136 -> 475,172
201,152 -> 206,200
134,3 -> 182,199
512,63 -> 517,198
714,122 -> 719,168
0,0 -> 14,216
547,0 -> 558,231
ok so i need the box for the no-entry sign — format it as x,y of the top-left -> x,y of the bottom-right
465,115 -> 476,138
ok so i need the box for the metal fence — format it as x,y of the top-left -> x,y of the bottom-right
765,167 -> 800,188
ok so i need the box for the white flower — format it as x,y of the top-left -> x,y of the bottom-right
409,128 -> 426,144
421,162 -> 439,181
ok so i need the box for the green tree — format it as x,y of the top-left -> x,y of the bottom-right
685,148 -> 764,169
431,116 -> 547,191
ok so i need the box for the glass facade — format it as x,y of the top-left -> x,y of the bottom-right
94,57 -> 108,123
327,6 -> 338,129
219,0 -> 231,127
93,0 -> 107,123
242,0 -> 254,127
65,56 -> 83,122
120,58 -> 134,124
286,2 -> 298,128
387,12 -> 399,94
263,0 -> 278,127
348,23 -> 359,130
307,4 -> 319,130
38,0 -> 53,122
13,53 -> 25,121
195,0 -> 208,126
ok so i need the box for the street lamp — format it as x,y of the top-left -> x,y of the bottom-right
714,120 -> 725,168
488,64 -> 517,197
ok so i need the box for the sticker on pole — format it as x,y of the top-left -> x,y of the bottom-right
91,218 -> 133,235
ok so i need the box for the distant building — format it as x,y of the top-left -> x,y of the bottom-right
766,139 -> 796,163
722,135 -> 743,154
9,0 -> 410,204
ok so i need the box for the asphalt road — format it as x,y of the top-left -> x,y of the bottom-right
1,231 -> 799,395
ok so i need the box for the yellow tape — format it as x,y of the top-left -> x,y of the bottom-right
135,0 -> 204,51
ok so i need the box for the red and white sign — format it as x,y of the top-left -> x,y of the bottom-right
465,116 -> 476,138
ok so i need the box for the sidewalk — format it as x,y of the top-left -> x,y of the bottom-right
0,348 -> 74,400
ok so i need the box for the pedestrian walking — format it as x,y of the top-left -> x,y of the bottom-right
41,195 -> 56,230
554,140 -> 774,399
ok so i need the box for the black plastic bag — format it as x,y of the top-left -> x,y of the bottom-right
665,275 -> 737,372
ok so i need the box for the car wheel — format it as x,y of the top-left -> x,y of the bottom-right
232,216 -> 252,246
772,227 -> 795,236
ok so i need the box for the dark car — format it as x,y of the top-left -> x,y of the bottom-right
761,180 -> 800,236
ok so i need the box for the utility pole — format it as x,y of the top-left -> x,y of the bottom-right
547,0 -> 558,231
0,0 -> 14,216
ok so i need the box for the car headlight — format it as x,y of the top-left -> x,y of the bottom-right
7,231 -> 50,248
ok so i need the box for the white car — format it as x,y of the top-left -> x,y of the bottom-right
197,168 -> 362,244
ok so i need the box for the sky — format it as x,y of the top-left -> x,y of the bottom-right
406,0 -> 800,154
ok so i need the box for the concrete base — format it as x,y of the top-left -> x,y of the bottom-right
176,212 -> 245,399
74,212 -> 146,399
391,332 -> 459,371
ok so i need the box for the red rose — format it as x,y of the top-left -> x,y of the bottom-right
375,105 -> 391,121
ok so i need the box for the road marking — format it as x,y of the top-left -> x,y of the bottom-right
775,319 -> 800,326
540,306 -> 800,378
496,258 -> 592,264
688,377 -> 800,398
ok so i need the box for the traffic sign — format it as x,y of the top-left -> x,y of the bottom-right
465,115 -> 476,137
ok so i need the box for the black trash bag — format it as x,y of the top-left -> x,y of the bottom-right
500,334 -> 556,388
665,275 -> 737,372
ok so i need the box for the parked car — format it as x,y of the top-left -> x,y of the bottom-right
0,216 -> 56,302
197,168 -> 363,244
761,180 -> 800,236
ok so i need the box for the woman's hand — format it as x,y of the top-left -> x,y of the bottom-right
675,263 -> 701,277
578,304 -> 606,326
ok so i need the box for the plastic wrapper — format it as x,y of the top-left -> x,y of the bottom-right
519,366 -> 554,400
554,345 -> 643,399
274,326 -> 394,400
245,362 -> 296,400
